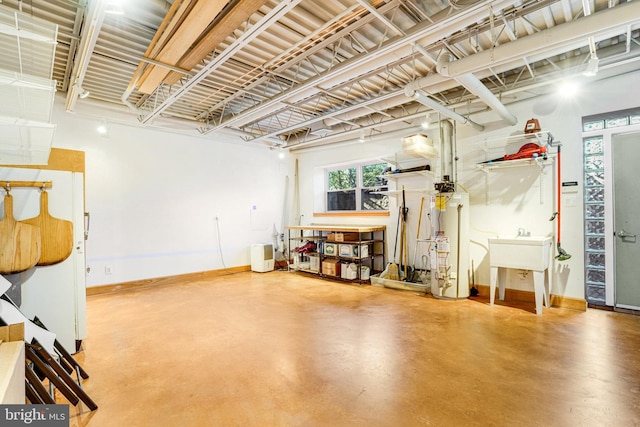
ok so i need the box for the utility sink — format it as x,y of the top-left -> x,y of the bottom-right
488,235 -> 553,271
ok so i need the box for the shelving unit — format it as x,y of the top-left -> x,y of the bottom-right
478,130 -> 554,151
286,225 -> 386,284
475,130 -> 557,204
381,151 -> 435,168
377,169 -> 436,196
379,150 -> 437,196
476,157 -> 553,172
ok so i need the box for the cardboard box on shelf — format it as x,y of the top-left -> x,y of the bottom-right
328,232 -> 359,242
338,244 -> 369,258
322,259 -> 341,277
324,243 -> 338,256
0,323 -> 24,343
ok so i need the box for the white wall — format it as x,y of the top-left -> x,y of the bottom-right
295,70 -> 640,302
51,100 -> 293,287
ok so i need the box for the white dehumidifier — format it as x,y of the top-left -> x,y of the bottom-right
251,243 -> 274,272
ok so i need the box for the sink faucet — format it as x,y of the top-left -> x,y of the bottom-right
517,228 -> 530,237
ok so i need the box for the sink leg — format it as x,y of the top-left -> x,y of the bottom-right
544,267 -> 551,307
533,270 -> 545,315
490,267 -> 506,306
490,267 -> 497,305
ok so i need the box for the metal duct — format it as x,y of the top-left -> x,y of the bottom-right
437,53 -> 518,126
409,90 -> 484,131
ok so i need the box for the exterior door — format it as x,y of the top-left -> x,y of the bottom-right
613,131 -> 640,309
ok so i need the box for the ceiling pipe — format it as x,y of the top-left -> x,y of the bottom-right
436,53 -> 518,126
407,89 -> 484,131
65,0 -> 107,112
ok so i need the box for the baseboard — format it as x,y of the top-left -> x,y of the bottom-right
474,284 -> 587,311
86,265 -> 251,296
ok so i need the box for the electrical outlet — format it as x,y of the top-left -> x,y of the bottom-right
105,265 -> 113,275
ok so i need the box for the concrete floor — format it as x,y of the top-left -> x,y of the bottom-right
68,271 -> 640,426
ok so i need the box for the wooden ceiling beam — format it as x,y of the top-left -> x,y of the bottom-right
126,0 -> 191,94
162,0 -> 270,87
137,0 -> 230,95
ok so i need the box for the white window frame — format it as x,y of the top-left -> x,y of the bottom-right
317,160 -> 389,213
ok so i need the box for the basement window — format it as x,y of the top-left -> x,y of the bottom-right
326,162 -> 389,212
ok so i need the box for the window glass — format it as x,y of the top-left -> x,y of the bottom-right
328,168 -> 356,191
327,190 -> 356,211
583,120 -> 604,132
326,163 -> 388,212
361,163 -> 389,211
583,135 -> 606,305
605,117 -> 628,128
327,167 -> 356,211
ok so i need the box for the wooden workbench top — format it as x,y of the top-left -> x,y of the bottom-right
285,224 -> 386,232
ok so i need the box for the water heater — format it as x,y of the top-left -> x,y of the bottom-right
430,192 -> 470,299
251,243 -> 274,272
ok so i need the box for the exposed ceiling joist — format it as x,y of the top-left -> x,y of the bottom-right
2,0 -> 639,152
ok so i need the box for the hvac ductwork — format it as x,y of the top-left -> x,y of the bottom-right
407,89 -> 485,131
436,53 -> 518,126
